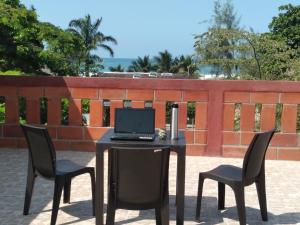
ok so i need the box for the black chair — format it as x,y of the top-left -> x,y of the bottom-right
106,146 -> 170,225
195,129 -> 276,225
21,124 -> 96,225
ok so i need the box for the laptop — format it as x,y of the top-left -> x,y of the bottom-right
110,108 -> 156,141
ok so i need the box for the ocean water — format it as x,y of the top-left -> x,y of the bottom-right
101,58 -> 214,75
101,58 -> 135,72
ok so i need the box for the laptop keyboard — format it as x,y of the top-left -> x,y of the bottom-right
116,133 -> 153,138
111,133 -> 155,141
123,133 -> 152,136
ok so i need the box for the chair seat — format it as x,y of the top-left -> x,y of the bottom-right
56,160 -> 92,176
202,165 -> 243,183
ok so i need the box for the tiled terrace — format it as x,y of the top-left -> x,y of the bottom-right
1,149 -> 300,225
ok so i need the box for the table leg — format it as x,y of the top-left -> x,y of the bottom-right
95,149 -> 104,225
176,147 -> 186,225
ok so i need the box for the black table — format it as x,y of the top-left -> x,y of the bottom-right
95,129 -> 186,225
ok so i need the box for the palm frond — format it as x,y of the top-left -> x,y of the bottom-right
99,44 -> 114,57
101,35 -> 118,45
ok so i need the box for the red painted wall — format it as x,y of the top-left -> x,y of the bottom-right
1,76 -> 300,160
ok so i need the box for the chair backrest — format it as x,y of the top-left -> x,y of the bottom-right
108,146 -> 170,210
242,129 -> 275,184
21,124 -> 56,178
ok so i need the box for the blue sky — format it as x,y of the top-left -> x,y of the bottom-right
21,0 -> 299,58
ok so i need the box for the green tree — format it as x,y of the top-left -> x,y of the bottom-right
154,50 -> 174,73
172,55 -> 198,76
68,15 -> 117,76
213,0 -> 241,76
0,96 -> 4,123
109,64 -> 125,72
38,22 -> 84,75
194,28 -> 248,77
195,28 -> 300,80
0,0 -> 44,73
3,0 -> 21,7
241,33 -> 300,80
269,4 -> 300,50
212,0 -> 240,29
128,56 -> 154,72
194,0 -> 241,77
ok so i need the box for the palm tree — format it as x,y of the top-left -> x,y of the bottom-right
68,14 -> 117,76
175,55 -> 198,76
154,50 -> 174,73
109,64 -> 125,72
128,56 -> 154,72
170,56 -> 180,73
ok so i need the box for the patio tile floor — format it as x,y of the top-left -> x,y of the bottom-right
0,149 -> 300,225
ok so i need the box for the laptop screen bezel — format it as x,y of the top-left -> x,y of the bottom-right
114,108 -> 155,134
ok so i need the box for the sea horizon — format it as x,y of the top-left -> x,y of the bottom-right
101,58 -> 135,72
101,57 -> 215,75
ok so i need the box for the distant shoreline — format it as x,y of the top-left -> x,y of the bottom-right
101,58 -> 135,72
101,58 -> 214,75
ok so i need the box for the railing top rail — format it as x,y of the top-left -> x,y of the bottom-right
1,75 -> 300,92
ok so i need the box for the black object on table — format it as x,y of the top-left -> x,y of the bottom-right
95,128 -> 186,225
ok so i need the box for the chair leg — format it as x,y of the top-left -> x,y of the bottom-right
23,161 -> 36,215
233,185 -> 246,225
195,174 -> 205,221
51,177 -> 64,225
162,194 -> 170,225
106,191 -> 116,225
155,202 -> 169,225
155,207 -> 162,225
89,169 -> 96,216
218,182 -> 225,210
256,174 -> 268,221
106,204 -> 116,225
63,179 -> 71,204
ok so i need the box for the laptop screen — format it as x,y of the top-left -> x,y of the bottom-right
114,108 -> 155,134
